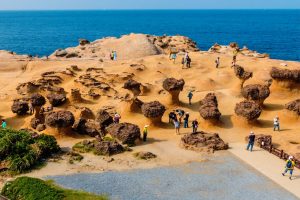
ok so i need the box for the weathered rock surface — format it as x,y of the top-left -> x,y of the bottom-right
94,141 -> 124,156
234,65 -> 253,88
73,118 -> 100,137
181,131 -> 229,152
45,111 -> 75,128
270,67 -> 300,83
134,152 -> 157,160
285,99 -> 300,115
123,79 -> 142,96
241,84 -> 270,105
162,78 -> 185,104
30,93 -> 46,107
11,101 -> 29,115
235,100 -> 262,121
107,123 -> 141,145
141,101 -> 166,123
47,93 -> 67,107
95,109 -> 114,131
199,93 -> 221,121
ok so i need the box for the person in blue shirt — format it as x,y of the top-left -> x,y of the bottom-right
187,91 -> 193,105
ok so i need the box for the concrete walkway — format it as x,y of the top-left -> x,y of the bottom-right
229,143 -> 300,199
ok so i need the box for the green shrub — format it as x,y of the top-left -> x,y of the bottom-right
1,177 -> 108,200
34,134 -> 61,157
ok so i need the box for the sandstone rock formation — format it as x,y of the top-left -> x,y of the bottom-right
270,67 -> 300,88
134,152 -> 157,160
199,93 -> 221,121
79,107 -> 95,119
181,131 -> 229,153
79,39 -> 90,46
235,100 -> 262,122
162,78 -> 185,104
45,111 -> 75,128
95,109 -> 114,133
70,89 -> 83,102
47,93 -> 67,107
285,99 -> 300,116
123,79 -> 142,96
141,101 -> 166,124
241,84 -> 270,106
30,93 -> 46,118
11,101 -> 29,115
233,65 -> 253,88
107,123 -> 141,145
73,118 -> 100,137
94,140 -> 124,156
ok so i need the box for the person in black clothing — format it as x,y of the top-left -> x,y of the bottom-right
176,109 -> 185,125
169,111 -> 176,123
192,119 -> 199,133
183,112 -> 190,128
246,131 -> 256,152
186,56 -> 191,68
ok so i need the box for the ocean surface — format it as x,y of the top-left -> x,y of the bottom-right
0,10 -> 299,61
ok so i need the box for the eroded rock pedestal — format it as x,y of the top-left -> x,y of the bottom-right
141,101 -> 166,124
162,78 -> 185,104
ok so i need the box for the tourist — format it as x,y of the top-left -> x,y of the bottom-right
215,57 -> 220,68
273,116 -> 280,131
246,131 -> 256,152
183,112 -> 190,128
169,110 -> 176,123
113,51 -> 117,61
143,125 -> 149,142
1,119 -> 7,129
192,119 -> 198,133
186,56 -> 191,68
171,52 -> 177,64
110,51 -> 114,60
176,109 -> 185,125
187,91 -> 193,105
113,113 -> 121,123
232,48 -> 238,67
282,156 -> 296,180
174,119 -> 180,135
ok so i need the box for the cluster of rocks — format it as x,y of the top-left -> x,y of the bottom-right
285,99 -> 300,116
270,67 -> 300,87
235,100 -> 262,122
199,93 -> 221,122
233,65 -> 253,88
141,101 -> 166,124
162,78 -> 185,104
241,84 -> 270,106
181,131 -> 229,153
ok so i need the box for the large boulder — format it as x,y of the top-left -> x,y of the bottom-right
95,109 -> 114,131
199,93 -> 221,121
233,65 -> 253,88
162,78 -> 185,104
123,79 -> 142,96
141,101 -> 166,124
30,93 -> 46,107
241,84 -> 270,106
94,141 -> 124,156
47,93 -> 67,107
30,117 -> 42,129
73,118 -> 100,137
285,99 -> 300,116
45,111 -> 75,128
235,100 -> 262,121
11,101 -> 29,115
181,131 -> 229,153
107,123 -> 141,145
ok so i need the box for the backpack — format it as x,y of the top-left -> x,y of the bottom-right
286,160 -> 292,168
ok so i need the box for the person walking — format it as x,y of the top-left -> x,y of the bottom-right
168,110 -> 176,123
183,112 -> 190,128
171,53 -> 177,64
1,119 -> 7,129
113,51 -> 117,61
143,125 -> 149,142
273,116 -> 280,131
191,119 -> 199,133
174,119 -> 180,135
246,131 -> 256,152
187,91 -> 193,105
176,109 -> 185,125
215,57 -> 220,68
110,51 -> 114,60
113,113 -> 121,124
282,156 -> 296,180
186,56 -> 191,68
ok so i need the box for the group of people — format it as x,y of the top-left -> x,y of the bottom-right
168,109 -> 198,135
169,51 -> 192,68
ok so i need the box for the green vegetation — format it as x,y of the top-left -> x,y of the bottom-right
0,128 -> 60,174
67,151 -> 84,164
1,176 -> 108,200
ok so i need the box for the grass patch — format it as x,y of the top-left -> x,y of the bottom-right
67,151 -> 84,164
1,176 -> 108,200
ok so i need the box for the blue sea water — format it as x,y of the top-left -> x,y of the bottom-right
0,10 -> 299,61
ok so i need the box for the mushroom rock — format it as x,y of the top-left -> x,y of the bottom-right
162,78 -> 185,104
11,101 -> 29,115
123,79 -> 142,96
45,111 -> 75,128
285,99 -> 300,116
47,93 -> 67,107
122,97 -> 144,113
30,117 -> 42,129
30,93 -> 46,118
235,100 -> 262,122
94,140 -> 124,156
95,109 -> 114,132
233,65 -> 253,88
106,123 -> 141,145
270,67 -> 300,88
199,93 -> 221,122
141,101 -> 166,124
73,118 -> 100,137
70,89 -> 83,102
181,131 -> 229,153
241,84 -> 270,106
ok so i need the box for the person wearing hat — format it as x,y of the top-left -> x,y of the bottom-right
143,125 -> 149,142
273,116 -> 280,131
183,112 -> 190,128
282,156 -> 296,180
246,131 -> 256,152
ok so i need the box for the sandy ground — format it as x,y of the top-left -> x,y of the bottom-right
1,39 -> 300,196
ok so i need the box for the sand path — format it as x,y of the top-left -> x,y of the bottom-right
229,143 -> 300,198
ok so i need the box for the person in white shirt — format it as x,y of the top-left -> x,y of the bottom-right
273,116 -> 280,131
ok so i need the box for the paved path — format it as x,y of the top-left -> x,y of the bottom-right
229,143 -> 300,199
46,152 -> 299,200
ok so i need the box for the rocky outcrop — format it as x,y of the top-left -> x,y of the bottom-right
162,78 -> 185,104
134,152 -> 157,160
30,117 -> 42,129
79,39 -> 90,46
94,141 -> 124,156
235,100 -> 262,121
45,111 -> 75,128
70,89 -> 83,102
141,101 -> 166,124
79,107 -> 94,119
285,99 -> 300,115
107,123 -> 141,145
73,118 -> 100,137
47,93 -> 67,107
241,84 -> 270,106
16,82 -> 40,95
123,79 -> 142,96
233,65 -> 253,88
95,109 -> 114,132
199,93 -> 221,121
181,131 -> 229,153
11,101 -> 29,115
270,67 -> 300,88
30,93 -> 46,107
